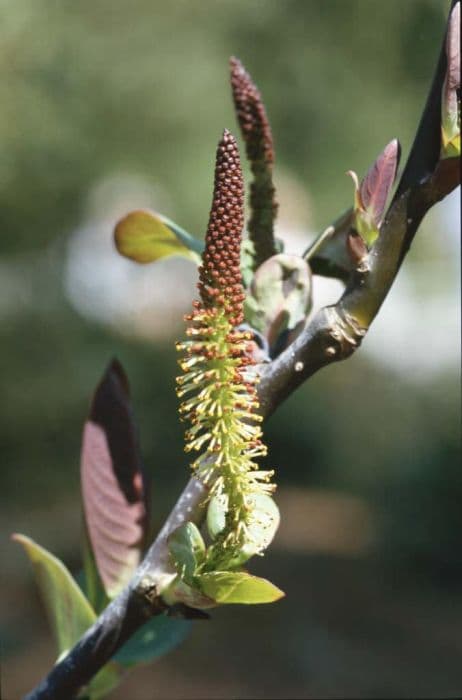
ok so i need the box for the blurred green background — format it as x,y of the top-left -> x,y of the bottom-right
1,0 -> 460,698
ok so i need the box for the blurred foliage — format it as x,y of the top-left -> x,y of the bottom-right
1,1 -> 460,698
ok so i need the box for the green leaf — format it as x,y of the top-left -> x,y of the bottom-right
245,254 -> 312,353
115,615 -> 191,667
207,493 -> 280,569
227,494 -> 280,568
81,530 -> 110,614
168,522 -> 206,583
13,534 -> 121,698
114,209 -> 203,264
197,571 -> 284,605
206,494 -> 228,540
163,577 -> 217,609
13,534 -> 97,652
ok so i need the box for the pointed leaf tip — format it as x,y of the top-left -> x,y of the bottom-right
81,361 -> 148,598
197,571 -> 285,605
359,139 -> 401,228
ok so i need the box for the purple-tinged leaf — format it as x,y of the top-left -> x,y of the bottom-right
359,139 -> 401,228
81,360 -> 148,598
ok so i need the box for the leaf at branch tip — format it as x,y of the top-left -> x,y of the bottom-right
348,139 -> 401,247
244,253 -> 312,356
81,359 -> 149,598
12,534 -> 121,697
114,209 -> 203,264
359,139 -> 401,227
168,522 -> 206,583
196,571 -> 285,605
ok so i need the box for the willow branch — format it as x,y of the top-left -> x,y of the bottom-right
25,5 -> 459,698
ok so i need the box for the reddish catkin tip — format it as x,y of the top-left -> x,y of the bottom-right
197,130 -> 245,323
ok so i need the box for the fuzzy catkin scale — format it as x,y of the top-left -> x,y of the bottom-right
176,130 -> 275,566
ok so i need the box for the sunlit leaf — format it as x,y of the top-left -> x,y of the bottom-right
115,615 -> 191,667
164,577 -> 217,609
207,494 -> 280,568
12,534 -> 121,698
244,254 -> 312,355
228,494 -> 280,567
197,571 -> 284,605
114,209 -> 202,264
168,522 -> 205,583
81,360 -> 148,598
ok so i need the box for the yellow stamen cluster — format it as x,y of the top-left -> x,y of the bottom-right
176,130 -> 275,565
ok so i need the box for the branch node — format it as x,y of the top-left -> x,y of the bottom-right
325,306 -> 366,358
135,575 -> 167,615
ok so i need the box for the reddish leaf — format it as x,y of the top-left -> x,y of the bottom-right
81,360 -> 148,598
359,139 -> 401,227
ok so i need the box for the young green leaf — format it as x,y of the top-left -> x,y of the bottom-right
205,494 -> 280,569
244,253 -> 312,355
115,615 -> 191,667
81,528 -> 110,614
13,534 -> 97,652
226,494 -> 280,568
12,534 -> 121,698
163,577 -> 217,610
81,360 -> 149,598
114,209 -> 203,264
197,571 -> 284,605
168,522 -> 206,583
